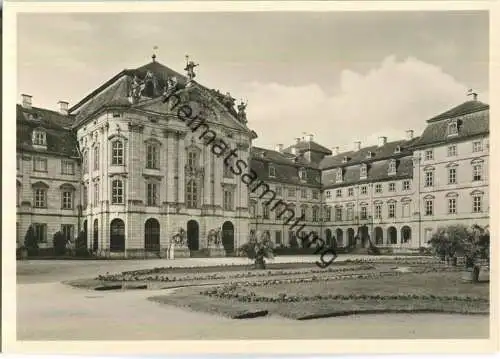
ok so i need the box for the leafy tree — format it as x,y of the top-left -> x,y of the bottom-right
53,231 -> 68,256
239,230 -> 275,269
74,230 -> 89,257
427,224 -> 469,266
24,225 -> 38,256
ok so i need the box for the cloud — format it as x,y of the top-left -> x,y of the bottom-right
245,56 -> 479,152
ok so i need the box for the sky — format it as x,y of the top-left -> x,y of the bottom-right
17,11 -> 489,151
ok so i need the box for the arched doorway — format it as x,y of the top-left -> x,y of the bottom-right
144,218 -> 160,252
336,228 -> 344,247
187,220 -> 199,251
387,226 -> 397,244
110,218 -> 125,252
222,221 -> 235,254
347,228 -> 355,247
358,226 -> 369,248
374,227 -> 383,245
93,219 -> 99,251
325,229 -> 332,247
401,226 -> 412,244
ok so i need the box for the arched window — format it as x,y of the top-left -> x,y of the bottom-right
186,179 -> 198,208
360,164 -> 367,179
146,143 -> 159,169
388,160 -> 397,175
93,146 -> 99,171
111,179 -> 124,204
187,151 -> 197,170
111,141 -> 124,165
83,151 -> 89,174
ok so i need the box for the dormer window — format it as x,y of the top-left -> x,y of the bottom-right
336,168 -> 343,182
32,129 -> 47,146
360,164 -> 368,179
388,159 -> 397,175
342,156 -> 349,164
447,120 -> 459,136
269,166 -> 276,178
299,168 -> 307,181
366,151 -> 374,159
394,146 -> 401,154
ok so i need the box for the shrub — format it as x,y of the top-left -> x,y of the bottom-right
239,230 -> 275,269
289,236 -> 299,249
53,231 -> 68,256
74,230 -> 91,257
24,225 -> 38,256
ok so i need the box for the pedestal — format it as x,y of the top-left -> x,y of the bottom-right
173,246 -> 191,258
207,247 -> 226,257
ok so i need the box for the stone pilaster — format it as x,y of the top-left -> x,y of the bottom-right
165,130 -> 176,204
177,131 -> 187,206
203,146 -> 212,205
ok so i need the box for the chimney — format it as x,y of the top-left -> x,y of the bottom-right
58,101 -> 69,115
353,141 -> 362,151
295,137 -> 301,144
307,134 -> 314,142
291,147 -> 297,155
406,130 -> 414,140
378,136 -> 387,147
275,144 -> 284,152
21,94 -> 32,109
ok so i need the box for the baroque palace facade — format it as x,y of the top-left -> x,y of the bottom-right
16,56 -> 490,257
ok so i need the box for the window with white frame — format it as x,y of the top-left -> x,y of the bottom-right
335,207 -> 342,221
336,188 -> 342,198
300,206 -> 307,220
224,189 -> 234,211
348,187 -> 354,196
32,129 -> 47,146
360,206 -> 367,220
346,205 -> 354,220
473,163 -> 483,181
147,182 -> 158,206
312,206 -> 319,222
403,180 -> 411,191
324,206 -> 331,221
93,146 -> 100,171
448,167 -> 457,184
425,198 -> 434,216
388,183 -> 396,192
425,170 -> 434,187
33,157 -> 47,172
146,143 -> 159,169
388,202 -> 396,218
299,168 -> 307,180
34,187 -> 47,208
61,160 -> 75,175
275,186 -> 282,197
361,186 -> 367,195
223,158 -> 234,178
312,190 -> 319,200
326,190 -> 331,199
186,180 -> 198,208
360,164 -> 367,179
301,188 -> 307,199
93,182 -> 99,206
424,150 -> 434,161
394,146 -> 401,154
268,166 -> 276,178
388,160 -> 397,174
111,141 -> 124,166
472,195 -> 482,213
402,201 -> 410,217
375,184 -> 382,193
447,144 -> 457,157
111,179 -> 124,204
447,120 -> 458,136
336,168 -> 343,182
187,151 -> 197,170
33,223 -> 47,243
262,204 -> 270,219
288,187 -> 296,197
62,189 -> 73,209
83,185 -> 88,207
61,224 -> 74,243
274,231 -> 282,245
375,204 -> 382,219
83,151 -> 89,174
472,140 -> 483,153
448,198 -> 456,214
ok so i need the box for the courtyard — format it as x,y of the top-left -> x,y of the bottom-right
16,255 -> 490,340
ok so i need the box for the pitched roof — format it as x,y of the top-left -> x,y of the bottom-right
17,104 -> 79,157
428,100 -> 489,123
319,138 -> 417,170
283,139 -> 332,155
250,146 -> 321,187
322,156 -> 414,189
411,107 -> 489,149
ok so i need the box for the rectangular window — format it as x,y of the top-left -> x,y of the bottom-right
93,183 -> 99,206
223,158 -> 234,178
33,223 -> 47,243
335,207 -> 342,221
425,150 -> 434,161
300,206 -> 307,220
263,204 -> 270,219
360,206 -> 367,220
324,207 -> 331,221
61,224 -> 74,243
62,190 -> 73,209
472,141 -> 483,153
336,189 -> 342,198
61,160 -> 75,175
425,171 -> 434,187
448,198 -> 456,214
301,188 -> 307,199
274,231 -> 282,245
348,188 -> 354,196
425,199 -> 434,216
361,186 -> 367,195
388,183 -> 395,192
388,203 -> 396,218
33,157 -> 48,172
375,205 -> 382,219
288,187 -> 296,197
275,186 -> 282,197
448,168 -> 457,184
312,207 -> 319,222
312,190 -> 319,200
146,183 -> 158,206
93,147 -> 100,171
346,206 -> 354,221
402,202 -> 410,217
34,188 -> 47,208
83,185 -> 88,207
473,164 -> 482,181
447,145 -> 457,157
146,144 -> 159,169
375,184 -> 382,193
473,196 -> 482,213
403,180 -> 411,191
224,190 -> 233,211
269,166 -> 276,178
326,191 -> 331,199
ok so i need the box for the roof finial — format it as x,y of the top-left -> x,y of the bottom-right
152,46 -> 158,62
467,88 -> 478,101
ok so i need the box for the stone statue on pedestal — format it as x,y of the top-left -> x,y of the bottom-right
184,55 -> 199,84
237,100 -> 248,123
172,227 -> 187,247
